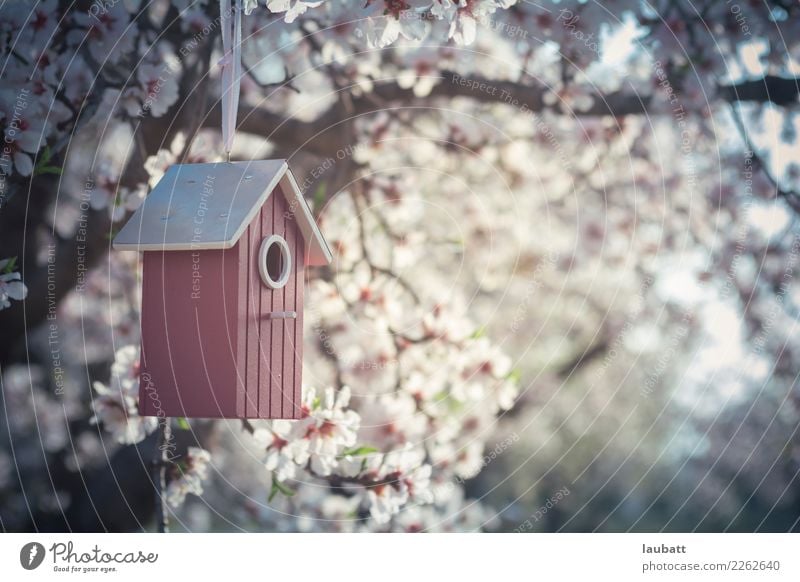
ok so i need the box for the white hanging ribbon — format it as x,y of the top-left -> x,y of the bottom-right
219,0 -> 242,159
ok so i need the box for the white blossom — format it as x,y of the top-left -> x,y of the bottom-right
91,346 -> 157,445
267,0 -> 324,23
166,447 -> 213,508
0,259 -> 27,310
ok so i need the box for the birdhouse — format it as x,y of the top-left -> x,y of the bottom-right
113,160 -> 332,419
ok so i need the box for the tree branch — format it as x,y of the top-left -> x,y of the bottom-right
227,73 -> 800,159
374,72 -> 800,116
718,75 -> 800,108
153,419 -> 172,533
729,102 -> 800,214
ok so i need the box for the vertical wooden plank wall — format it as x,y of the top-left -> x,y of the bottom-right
246,198 -> 267,417
233,224 -> 249,418
139,248 -> 240,418
267,194 -> 286,417
251,188 -> 305,419
281,196 -> 297,419
293,238 -> 306,418
290,195 -> 305,419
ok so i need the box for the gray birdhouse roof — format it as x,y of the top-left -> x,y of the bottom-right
113,159 -> 332,266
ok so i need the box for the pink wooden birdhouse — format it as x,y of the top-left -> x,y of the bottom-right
113,160 -> 332,419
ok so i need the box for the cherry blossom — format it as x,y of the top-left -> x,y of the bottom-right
360,1 -> 430,48
0,258 -> 27,310
166,447 -> 213,508
123,63 -> 181,119
365,444 -> 434,524
303,386 -> 361,475
69,4 -> 139,65
0,108 -> 47,177
91,346 -> 158,445
268,0 -> 325,24
254,422 -> 311,481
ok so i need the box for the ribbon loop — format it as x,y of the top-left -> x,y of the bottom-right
219,0 -> 242,158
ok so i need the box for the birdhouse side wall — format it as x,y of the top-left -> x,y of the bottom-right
282,186 -> 305,419
139,243 -> 244,418
239,188 -> 306,419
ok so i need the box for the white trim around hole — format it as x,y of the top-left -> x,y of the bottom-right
258,234 -> 292,289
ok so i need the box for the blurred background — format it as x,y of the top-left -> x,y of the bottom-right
1,0 -> 800,532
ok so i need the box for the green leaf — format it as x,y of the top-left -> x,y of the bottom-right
2,256 -> 17,274
35,165 -> 62,176
268,477 -> 296,502
311,395 -> 322,410
38,146 -> 53,166
33,147 -> 62,176
175,417 -> 191,430
341,445 -> 378,457
470,326 -> 486,339
506,368 -> 522,383
312,181 -> 327,214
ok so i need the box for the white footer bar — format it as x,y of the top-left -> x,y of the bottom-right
1,533 -> 797,581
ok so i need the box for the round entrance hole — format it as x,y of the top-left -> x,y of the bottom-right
258,235 -> 291,289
